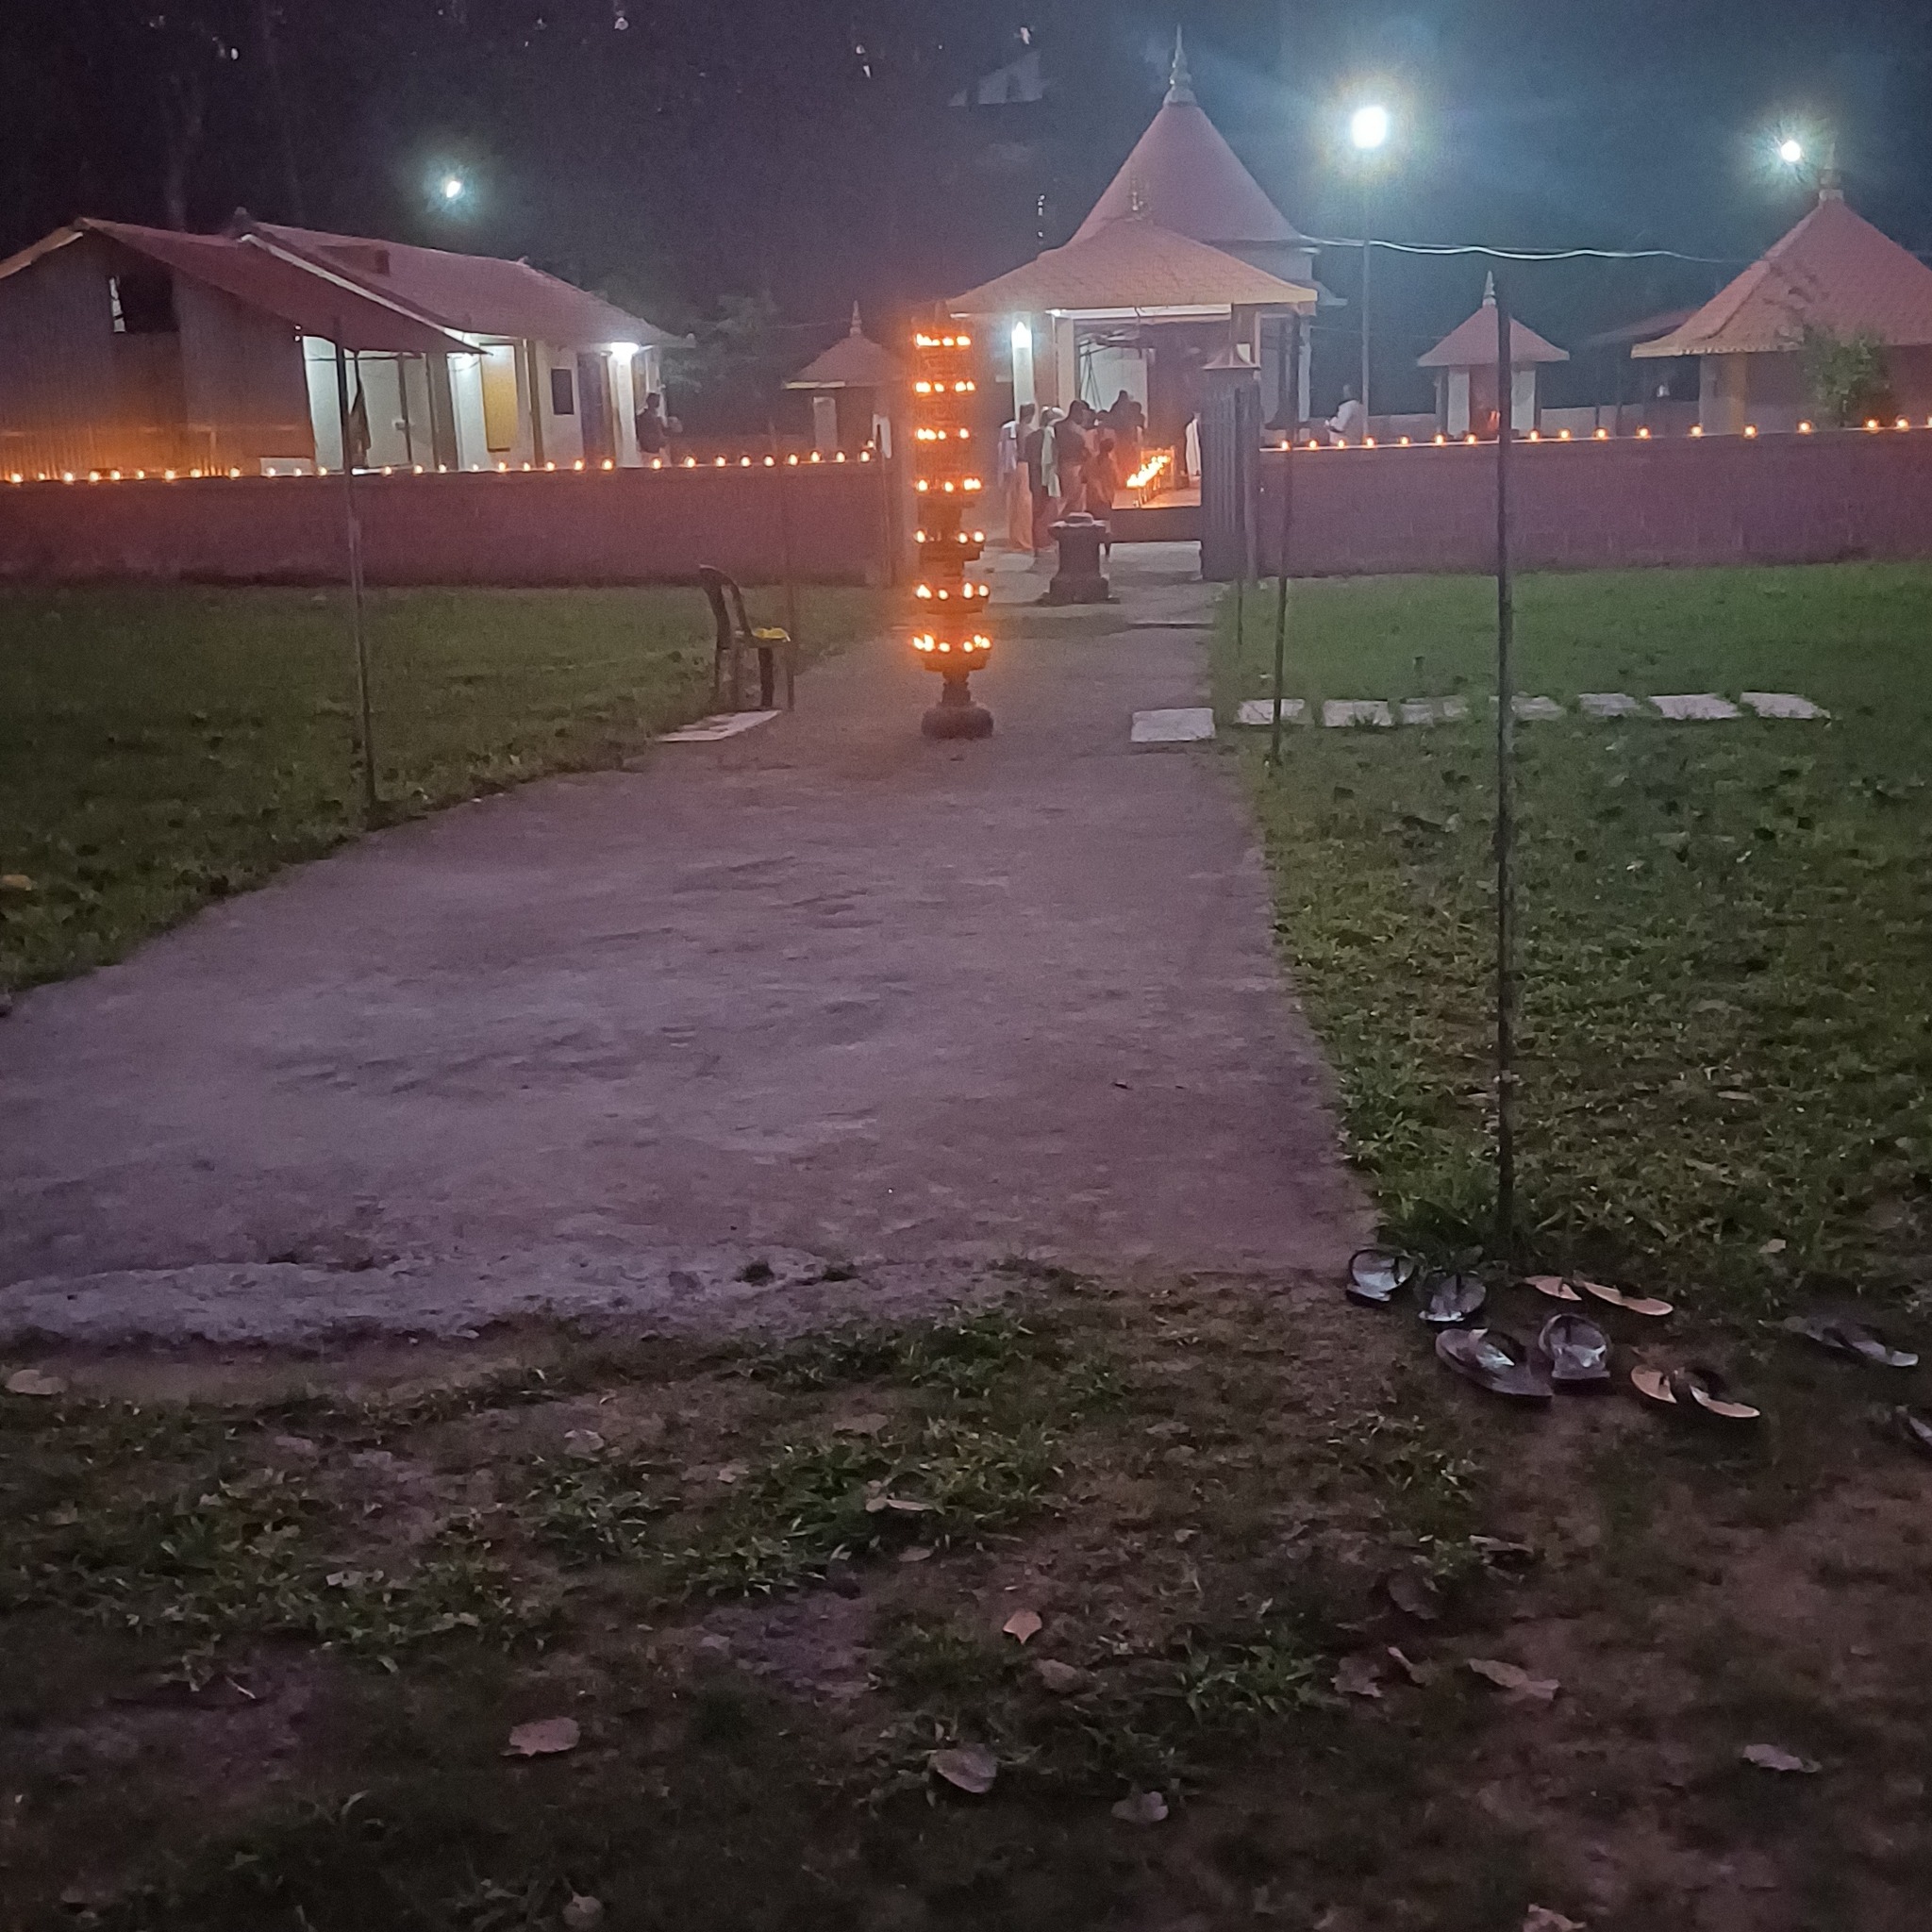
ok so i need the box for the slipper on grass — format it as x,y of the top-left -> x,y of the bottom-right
1348,1248 -> 1420,1307
1436,1328 -> 1553,1404
1780,1313 -> 1919,1370
1630,1363 -> 1760,1424
1419,1272 -> 1487,1327
1882,1407 -> 1932,1460
1576,1278 -> 1673,1320
1538,1313 -> 1611,1388
1525,1275 -> 1582,1304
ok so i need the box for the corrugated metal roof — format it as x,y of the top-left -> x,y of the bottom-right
0,222 -> 467,354
1073,35 -> 1302,249
785,308 -> 904,389
245,221 -> 679,350
1634,194 -> 1932,358
1419,295 -> 1568,369
949,219 -> 1315,317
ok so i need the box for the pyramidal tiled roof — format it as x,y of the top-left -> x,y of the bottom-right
1635,192 -> 1932,358
1072,31 -> 1300,250
1420,280 -> 1568,368
785,307 -> 905,389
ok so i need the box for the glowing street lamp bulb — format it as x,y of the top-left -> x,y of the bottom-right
441,175 -> 466,201
1777,138 -> 1805,167
1350,104 -> 1391,152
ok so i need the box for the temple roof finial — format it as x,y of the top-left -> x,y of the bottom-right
1482,271 -> 1497,307
849,302 -> 864,335
1165,26 -> 1195,105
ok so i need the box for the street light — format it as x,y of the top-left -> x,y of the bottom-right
1342,101 -> 1396,425
1350,104 -> 1391,153
441,175 -> 466,202
1777,137 -> 1805,167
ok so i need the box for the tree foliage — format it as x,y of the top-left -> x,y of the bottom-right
1799,325 -> 1892,427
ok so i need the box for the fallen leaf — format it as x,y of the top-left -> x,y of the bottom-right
713,1460 -> 750,1486
563,1429 -> 607,1458
1760,1238 -> 1788,1256
1035,1659 -> 1091,1695
1002,1608 -> 1043,1644
562,1896 -> 607,1930
864,1490 -> 931,1515
1385,1563 -> 1443,1622
4,1369 -> 66,1398
0,874 -> 34,893
1523,1909 -> 1587,1932
835,1412 -> 891,1437
897,1545 -> 933,1564
1386,1646 -> 1435,1687
1466,1658 -> 1560,1702
929,1744 -> 998,1794
1332,1654 -> 1383,1700
504,1717 -> 581,1758
1110,1789 -> 1169,1824
1741,1743 -> 1820,1774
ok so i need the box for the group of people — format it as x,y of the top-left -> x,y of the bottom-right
996,391 -> 1147,556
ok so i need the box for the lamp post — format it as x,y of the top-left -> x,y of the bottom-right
1346,101 -> 1392,425
909,325 -> 993,739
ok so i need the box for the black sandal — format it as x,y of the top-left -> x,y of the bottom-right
1538,1312 -> 1611,1388
1436,1328 -> 1553,1404
1418,1271 -> 1486,1327
1781,1313 -> 1919,1370
1347,1248 -> 1421,1307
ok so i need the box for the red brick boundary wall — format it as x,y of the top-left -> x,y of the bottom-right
1257,429 -> 1932,576
0,461 -> 901,588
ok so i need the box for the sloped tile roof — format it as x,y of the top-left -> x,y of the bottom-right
786,309 -> 904,389
0,221 -> 466,354
1634,194 -> 1932,358
949,219 -> 1315,316
1073,95 -> 1301,250
245,221 -> 678,350
1419,297 -> 1568,368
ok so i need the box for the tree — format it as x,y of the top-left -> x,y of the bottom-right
1800,325 -> 1892,427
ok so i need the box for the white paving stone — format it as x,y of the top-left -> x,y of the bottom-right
658,709 -> 783,742
1398,696 -> 1471,726
1740,691 -> 1831,721
1131,707 -> 1217,744
1578,691 -> 1642,719
1652,692 -> 1741,722
1235,697 -> 1309,727
1323,700 -> 1394,729
1512,694 -> 1564,721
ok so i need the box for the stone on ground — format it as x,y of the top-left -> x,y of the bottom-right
1235,698 -> 1308,727
1398,696 -> 1470,726
1578,692 -> 1641,719
1652,693 -> 1741,721
1323,700 -> 1394,729
658,710 -> 782,742
1130,708 -> 1216,744
1740,691 -> 1830,721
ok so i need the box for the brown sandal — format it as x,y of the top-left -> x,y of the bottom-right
1631,1363 -> 1759,1424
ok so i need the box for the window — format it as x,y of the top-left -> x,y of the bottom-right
549,366 -> 575,416
108,269 -> 177,335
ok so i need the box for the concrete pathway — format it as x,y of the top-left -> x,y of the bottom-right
0,543 -> 1366,1342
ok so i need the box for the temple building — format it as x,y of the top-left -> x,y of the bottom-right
1633,182 -> 1932,434
947,32 -> 1317,473
1419,276 -> 1569,439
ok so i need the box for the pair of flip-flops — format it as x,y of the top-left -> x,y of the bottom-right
1881,1406 -> 1932,1459
1629,1363 -> 1760,1424
1781,1312 -> 1919,1369
1526,1274 -> 1673,1319
1347,1250 -> 1487,1326
1434,1313 -> 1613,1405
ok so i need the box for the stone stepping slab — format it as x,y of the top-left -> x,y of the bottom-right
1740,691 -> 1830,720
1579,691 -> 1643,718
1234,698 -> 1309,726
1131,707 -> 1217,745
1399,696 -> 1470,726
1323,700 -> 1394,729
658,709 -> 782,742
1651,692 -> 1742,721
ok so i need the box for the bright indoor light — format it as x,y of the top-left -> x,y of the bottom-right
1010,320 -> 1031,350
1349,103 -> 1391,152
609,341 -> 641,358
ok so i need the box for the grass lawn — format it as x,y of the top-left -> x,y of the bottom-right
1221,562 -> 1932,1314
0,584 -> 885,992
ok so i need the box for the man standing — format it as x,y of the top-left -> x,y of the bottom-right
636,391 -> 680,458
998,403 -> 1035,550
1327,384 -> 1367,445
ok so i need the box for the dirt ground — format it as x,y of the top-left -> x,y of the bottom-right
3,1261 -> 1928,1932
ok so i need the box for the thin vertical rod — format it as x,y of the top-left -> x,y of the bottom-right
1270,313 -> 1299,768
1359,232 -> 1373,421
1493,285 -> 1517,1250
335,337 -> 377,824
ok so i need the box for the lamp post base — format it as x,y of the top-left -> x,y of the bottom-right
921,671 -> 993,740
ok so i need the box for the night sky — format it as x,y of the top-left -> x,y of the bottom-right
7,2 -> 1931,418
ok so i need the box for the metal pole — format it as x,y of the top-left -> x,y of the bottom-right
335,337 -> 378,824
1270,313 -> 1299,768
1493,285 -> 1517,1251
1360,234 -> 1373,423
